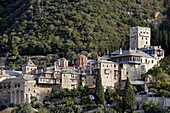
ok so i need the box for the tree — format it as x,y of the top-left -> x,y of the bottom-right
123,77 -> 136,113
113,97 -> 123,113
105,87 -> 118,104
66,51 -> 77,60
30,96 -> 37,107
143,101 -> 163,113
72,105 -> 83,113
63,97 -> 74,106
48,104 -> 82,113
10,41 -> 19,56
50,85 -> 64,100
11,102 -> 32,113
66,51 -> 77,65
90,52 -> 98,59
80,96 -> 91,105
95,69 -> 105,105
81,51 -> 88,57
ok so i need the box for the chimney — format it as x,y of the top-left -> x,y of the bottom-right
97,56 -> 100,61
107,49 -> 109,55
1,68 -> 3,75
83,64 -> 85,74
119,48 -> 122,54
90,62 -> 92,74
36,69 -> 38,74
129,48 -> 131,52
54,61 -> 56,71
41,69 -> 43,73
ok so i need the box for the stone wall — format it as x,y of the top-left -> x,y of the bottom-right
135,95 -> 170,110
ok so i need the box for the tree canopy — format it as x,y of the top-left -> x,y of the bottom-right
0,0 -> 170,57
11,102 -> 32,113
95,69 -> 105,105
123,77 -> 136,113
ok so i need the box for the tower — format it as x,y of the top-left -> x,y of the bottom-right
22,59 -> 37,74
130,26 -> 150,50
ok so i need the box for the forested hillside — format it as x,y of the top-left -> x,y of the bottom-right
0,0 -> 170,57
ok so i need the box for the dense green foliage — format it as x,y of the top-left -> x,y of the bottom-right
11,102 -> 32,113
80,96 -> 91,105
49,85 -> 93,105
6,54 -> 58,70
105,87 -> 118,104
0,0 -> 170,57
50,86 -> 73,100
0,105 -> 7,111
123,77 -> 136,113
95,69 -> 105,105
30,96 -> 37,107
142,101 -> 163,113
149,72 -> 170,97
47,104 -> 83,113
159,56 -> 170,75
142,56 -> 170,97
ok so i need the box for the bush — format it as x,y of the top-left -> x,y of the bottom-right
80,96 -> 91,105
0,105 -> 7,111
11,102 -> 32,113
142,101 -> 163,113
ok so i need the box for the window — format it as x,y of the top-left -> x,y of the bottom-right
142,37 -> 143,40
18,83 -> 20,87
152,60 -> 154,63
103,64 -> 104,67
34,90 -> 36,93
48,90 -> 50,93
127,72 -> 128,75
107,76 -> 108,78
146,42 -> 147,44
114,64 -> 116,68
114,75 -> 117,79
146,38 -> 147,40
15,83 -> 17,88
105,69 -> 110,74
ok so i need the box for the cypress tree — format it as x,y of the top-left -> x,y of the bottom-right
123,77 -> 136,113
95,69 -> 105,105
